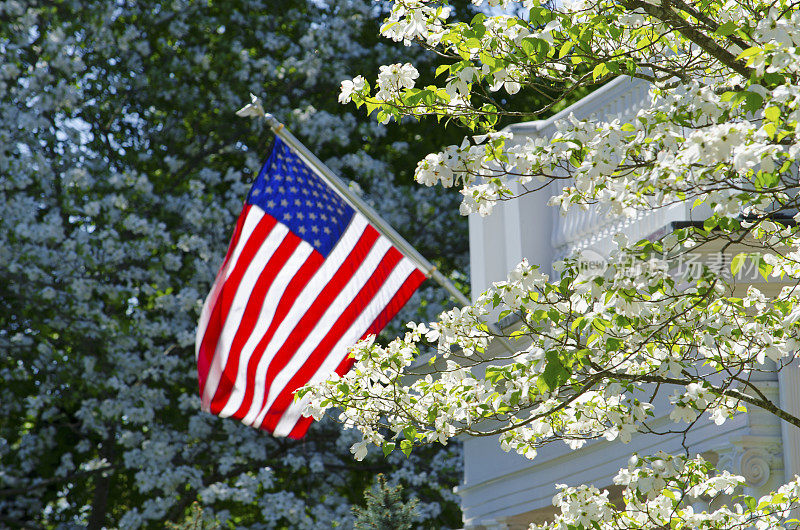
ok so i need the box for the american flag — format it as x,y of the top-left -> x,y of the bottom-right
195,137 -> 426,438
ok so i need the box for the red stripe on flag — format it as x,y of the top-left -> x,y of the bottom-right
213,204 -> 251,290
196,204 -> 251,380
277,265 -> 426,439
197,213 -> 277,396
209,236 -> 324,415
208,232 -> 306,414
287,415 -> 314,440
285,345 -> 360,439
258,247 -> 405,433
211,246 -> 326,414
364,268 -> 426,336
230,225 -> 381,422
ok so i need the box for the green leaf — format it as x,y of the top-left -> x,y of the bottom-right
485,367 -> 505,384
403,426 -> 417,441
731,252 -> 747,276
520,37 -> 549,61
743,91 -> 764,113
764,106 -> 780,122
435,64 -> 450,78
718,216 -> 741,231
592,62 -> 610,80
471,12 -> 487,25
744,496 -> 757,511
714,21 -> 739,36
528,7 -> 550,26
480,103 -> 499,127
479,51 -> 497,70
382,442 -> 395,457
736,46 -> 762,60
400,439 -> 412,457
755,169 -> 779,189
759,257 -> 773,281
558,40 -> 574,59
763,72 -> 786,86
541,351 -> 571,390
535,375 -> 550,393
403,88 -> 423,105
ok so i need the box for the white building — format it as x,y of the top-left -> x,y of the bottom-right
458,76 -> 800,529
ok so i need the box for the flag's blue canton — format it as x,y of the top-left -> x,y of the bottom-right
247,138 -> 355,258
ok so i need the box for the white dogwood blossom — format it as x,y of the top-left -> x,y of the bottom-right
1,1 -> 469,527
307,0 -> 800,526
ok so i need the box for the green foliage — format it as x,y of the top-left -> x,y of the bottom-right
0,0 -> 465,527
166,503 -> 221,530
353,475 -> 419,530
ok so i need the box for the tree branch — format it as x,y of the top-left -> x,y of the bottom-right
622,0 -> 755,79
605,370 -> 800,430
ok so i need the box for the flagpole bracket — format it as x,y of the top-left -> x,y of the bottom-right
263,113 -> 283,132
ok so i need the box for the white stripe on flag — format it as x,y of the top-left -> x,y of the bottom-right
195,206 -> 265,362
217,214 -> 369,418
201,221 -> 289,410
213,240 -> 312,416
269,257 -> 418,436
241,231 -> 393,426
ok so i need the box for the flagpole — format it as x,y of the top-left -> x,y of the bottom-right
261,113 -> 472,308
239,102 -> 517,356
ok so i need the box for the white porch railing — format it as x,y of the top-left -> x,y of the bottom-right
537,77 -> 688,259
551,196 -> 689,259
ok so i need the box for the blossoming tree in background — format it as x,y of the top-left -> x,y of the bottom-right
0,0 -> 477,527
305,0 -> 800,526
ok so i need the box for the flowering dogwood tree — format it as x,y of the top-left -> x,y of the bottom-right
304,0 -> 800,527
0,0 -> 472,527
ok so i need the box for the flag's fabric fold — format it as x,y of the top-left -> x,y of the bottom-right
195,137 -> 425,438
